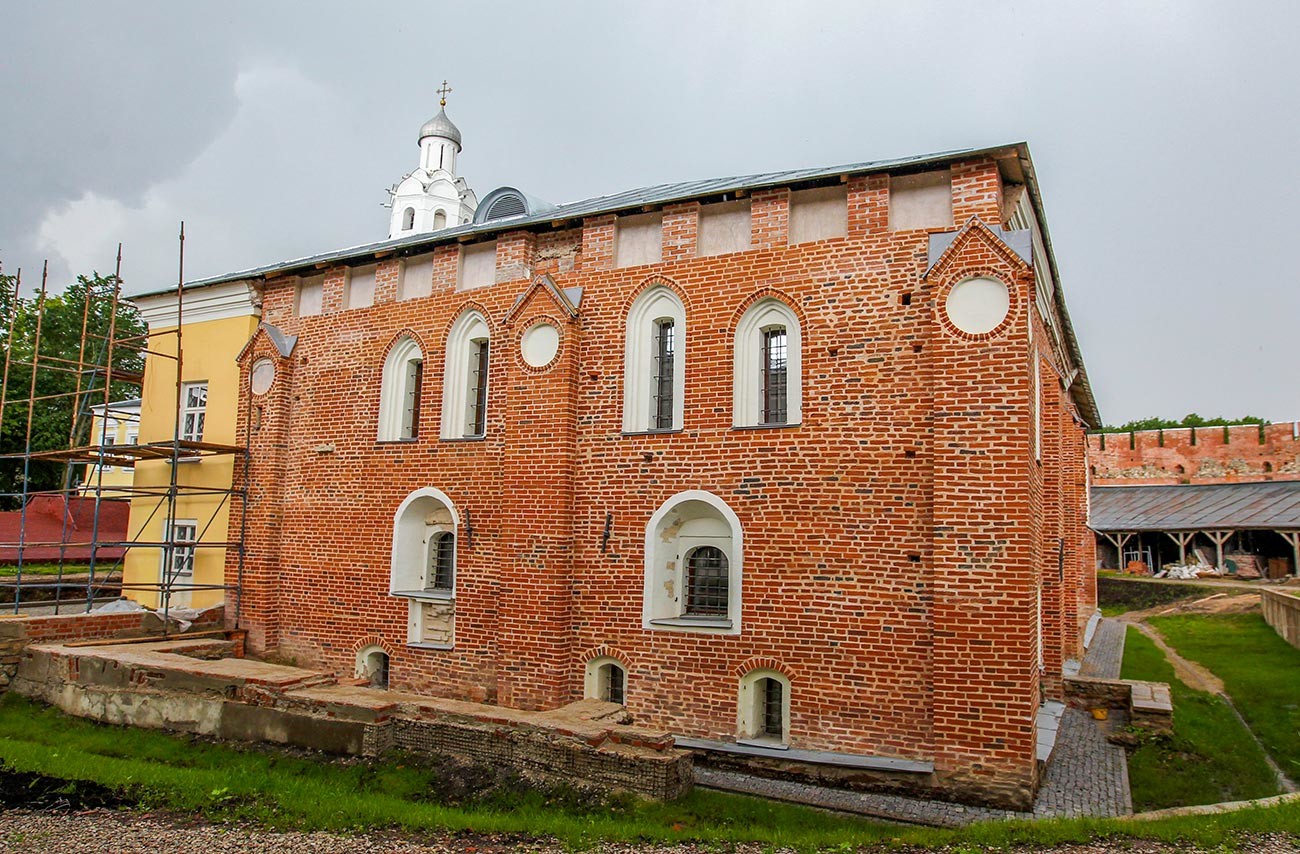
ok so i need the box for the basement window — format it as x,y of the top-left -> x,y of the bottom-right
738,669 -> 791,747
584,656 -> 628,705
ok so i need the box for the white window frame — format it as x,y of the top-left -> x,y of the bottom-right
180,381 -> 207,443
160,519 -> 198,582
623,286 -> 685,433
440,311 -> 491,440
378,337 -> 424,441
734,298 -> 802,427
389,487 -> 458,647
642,490 -> 743,635
583,656 -> 628,705
737,669 -> 791,747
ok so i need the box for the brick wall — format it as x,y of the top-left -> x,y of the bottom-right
1088,422 -> 1300,485
226,157 -> 1091,809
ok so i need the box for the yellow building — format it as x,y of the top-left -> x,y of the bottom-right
79,399 -> 141,497
123,281 -> 260,610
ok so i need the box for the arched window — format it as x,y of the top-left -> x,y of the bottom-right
441,311 -> 491,439
624,285 -> 685,432
685,545 -> 728,616
390,488 -> 458,646
738,669 -> 791,745
433,209 -> 447,230
643,491 -> 742,634
428,531 -> 455,592
402,207 -> 416,231
378,337 -> 423,441
584,656 -> 627,705
734,298 -> 801,427
356,646 -> 390,689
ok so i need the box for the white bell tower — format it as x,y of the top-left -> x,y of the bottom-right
387,81 -> 478,238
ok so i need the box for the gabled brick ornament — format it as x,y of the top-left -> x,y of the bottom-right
925,217 -> 1032,343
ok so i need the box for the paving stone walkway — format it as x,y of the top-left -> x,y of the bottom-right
696,617 -> 1134,826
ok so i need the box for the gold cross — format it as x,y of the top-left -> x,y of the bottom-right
437,80 -> 452,108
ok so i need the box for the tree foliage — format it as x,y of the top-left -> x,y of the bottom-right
0,272 -> 145,507
1094,413 -> 1269,434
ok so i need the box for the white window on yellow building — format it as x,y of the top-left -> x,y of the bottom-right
161,519 -> 198,582
181,382 -> 208,442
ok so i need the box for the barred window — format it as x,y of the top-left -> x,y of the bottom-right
651,319 -> 675,430
428,531 -> 455,592
762,677 -> 784,737
602,662 -> 626,705
734,299 -> 800,428
467,339 -> 489,437
379,337 -> 423,441
685,545 -> 729,617
761,326 -> 787,425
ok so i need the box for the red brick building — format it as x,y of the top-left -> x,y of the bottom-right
149,134 -> 1098,808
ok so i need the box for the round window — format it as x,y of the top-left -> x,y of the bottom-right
250,359 -> 276,395
944,276 -> 1010,335
520,322 -> 560,368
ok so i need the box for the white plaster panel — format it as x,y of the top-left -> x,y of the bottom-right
295,276 -> 324,317
698,201 -> 752,257
400,254 -> 436,301
521,322 -> 560,368
788,186 -> 848,245
458,242 -> 497,290
889,171 -> 953,231
945,276 -> 1010,335
346,265 -> 376,309
615,213 -> 664,268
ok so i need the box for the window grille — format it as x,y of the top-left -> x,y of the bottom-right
603,663 -> 625,705
181,382 -> 207,442
401,360 -> 423,439
651,319 -> 675,430
762,677 -> 784,737
685,545 -> 728,616
761,327 -> 787,424
467,339 -> 489,437
428,531 -> 454,591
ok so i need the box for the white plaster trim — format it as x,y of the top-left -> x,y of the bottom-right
641,490 -> 743,635
131,280 -> 261,329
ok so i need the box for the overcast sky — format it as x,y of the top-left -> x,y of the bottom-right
2,1 -> 1296,425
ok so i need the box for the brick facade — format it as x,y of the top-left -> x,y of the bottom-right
224,153 -> 1095,809
1087,422 -> 1300,485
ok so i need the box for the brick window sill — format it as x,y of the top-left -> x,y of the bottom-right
732,422 -> 802,431
622,429 -> 683,438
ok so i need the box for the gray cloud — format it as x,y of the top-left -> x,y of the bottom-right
2,0 -> 1297,424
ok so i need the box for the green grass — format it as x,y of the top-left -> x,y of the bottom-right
1149,612 -> 1300,783
0,563 -> 93,577
0,694 -> 1297,849
1120,626 -> 1279,810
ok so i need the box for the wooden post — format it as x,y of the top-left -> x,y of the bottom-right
1205,530 -> 1233,572
1102,531 -> 1133,569
1164,530 -> 1195,564
1276,530 -> 1300,578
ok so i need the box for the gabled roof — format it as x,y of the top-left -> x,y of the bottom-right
1090,481 -> 1300,532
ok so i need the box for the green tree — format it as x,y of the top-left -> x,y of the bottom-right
0,271 -> 145,508
1094,413 -> 1269,434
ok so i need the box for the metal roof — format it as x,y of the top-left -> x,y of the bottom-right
129,144 -> 991,299
1090,482 -> 1300,532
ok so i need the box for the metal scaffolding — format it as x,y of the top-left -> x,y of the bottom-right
0,231 -> 247,627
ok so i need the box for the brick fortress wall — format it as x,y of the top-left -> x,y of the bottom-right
1087,423 -> 1300,485
228,157 -> 1093,809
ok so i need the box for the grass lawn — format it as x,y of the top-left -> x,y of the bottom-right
1149,612 -> 1300,783
0,563 -> 93,577
0,696 -> 1298,849
1120,626 -> 1279,810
